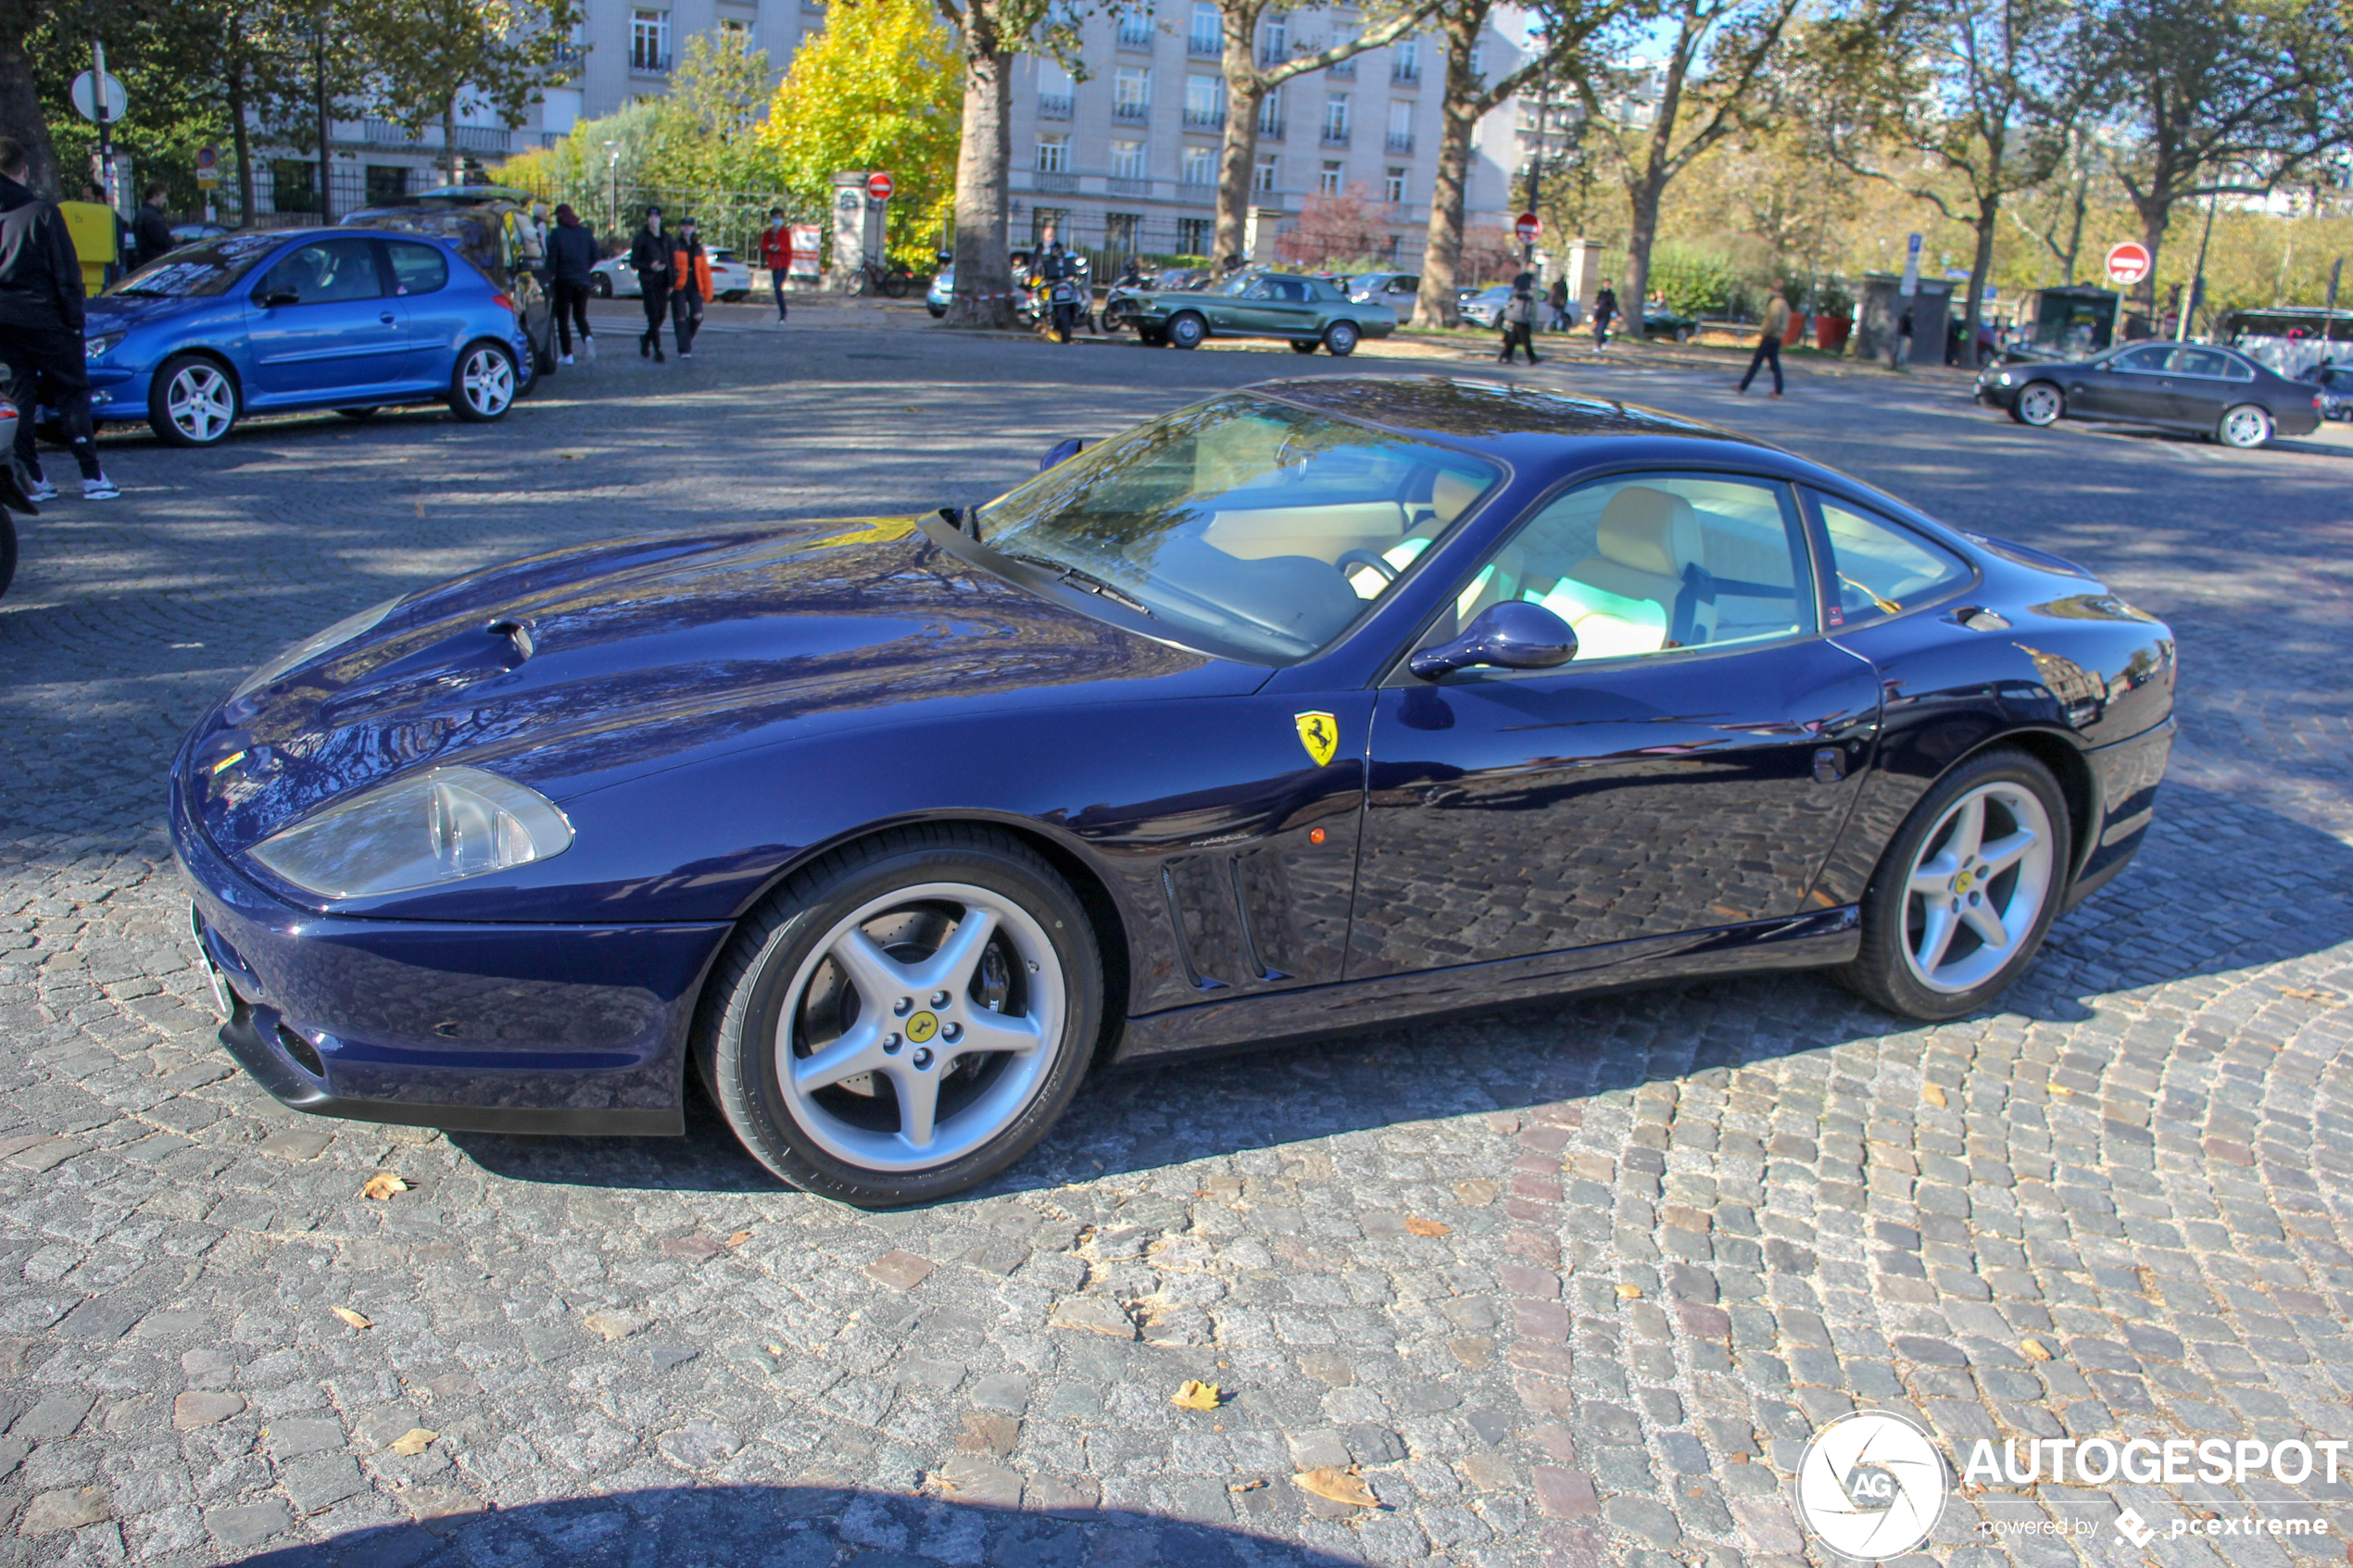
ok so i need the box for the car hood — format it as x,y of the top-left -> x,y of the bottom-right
184,517 -> 1258,857
86,293 -> 217,331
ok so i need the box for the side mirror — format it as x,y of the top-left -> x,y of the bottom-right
258,289 -> 300,307
1038,437 -> 1085,471
1408,601 -> 1577,680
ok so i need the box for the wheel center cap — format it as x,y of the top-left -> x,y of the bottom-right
905,1011 -> 939,1044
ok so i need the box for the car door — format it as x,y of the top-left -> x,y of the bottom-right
2163,346 -> 2239,427
2071,344 -> 2175,422
382,238 -> 460,391
244,237 -> 406,403
1347,470 -> 1883,980
1215,277 -> 1284,334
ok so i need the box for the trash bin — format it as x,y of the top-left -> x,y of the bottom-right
1818,314 -> 1851,353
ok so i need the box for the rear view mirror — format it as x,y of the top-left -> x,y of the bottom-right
1409,601 -> 1578,680
1039,438 -> 1085,471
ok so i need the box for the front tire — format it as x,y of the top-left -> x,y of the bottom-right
448,340 -> 517,423
1323,320 -> 1360,357
882,270 -> 912,299
2217,403 -> 2273,449
2013,381 -> 2063,427
1165,311 -> 1206,350
148,354 -> 239,447
696,827 -> 1101,1207
1839,747 -> 2071,1021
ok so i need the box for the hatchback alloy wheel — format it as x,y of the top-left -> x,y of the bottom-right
150,357 -> 238,446
449,343 -> 516,422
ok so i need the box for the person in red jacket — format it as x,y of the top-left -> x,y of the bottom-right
758,208 -> 792,324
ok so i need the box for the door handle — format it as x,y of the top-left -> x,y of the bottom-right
380,313 -> 396,324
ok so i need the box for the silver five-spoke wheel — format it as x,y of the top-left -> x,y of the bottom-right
148,355 -> 240,447
459,346 -> 514,418
1900,781 -> 2054,994
778,883 -> 1063,1171
2014,383 -> 2062,427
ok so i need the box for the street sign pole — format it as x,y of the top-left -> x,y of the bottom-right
93,41 -> 115,208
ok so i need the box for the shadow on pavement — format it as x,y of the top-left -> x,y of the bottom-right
237,1484 -> 1361,1568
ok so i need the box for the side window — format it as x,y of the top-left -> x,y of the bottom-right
1423,474 -> 1816,665
1812,495 -> 1972,629
255,239 -> 385,306
2112,345 -> 2173,374
2173,347 -> 2231,379
384,240 -> 448,296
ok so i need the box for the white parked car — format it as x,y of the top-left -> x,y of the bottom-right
590,247 -> 754,301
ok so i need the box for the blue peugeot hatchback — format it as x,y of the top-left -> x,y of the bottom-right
84,228 -> 533,447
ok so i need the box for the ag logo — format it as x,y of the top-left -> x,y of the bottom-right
1293,711 -> 1340,767
1793,1411 -> 1946,1561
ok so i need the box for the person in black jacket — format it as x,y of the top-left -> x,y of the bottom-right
668,216 -> 708,358
132,183 -> 173,272
545,203 -> 598,362
627,206 -> 673,361
0,140 -> 116,500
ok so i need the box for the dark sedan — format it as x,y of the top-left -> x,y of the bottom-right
1978,340 -> 2322,448
175,377 -> 2173,1206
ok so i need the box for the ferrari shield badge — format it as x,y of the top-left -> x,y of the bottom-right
1293,711 -> 1340,767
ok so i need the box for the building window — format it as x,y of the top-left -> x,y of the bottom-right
1118,12 -> 1153,47
1392,36 -> 1419,83
1181,144 -> 1216,187
1386,99 -> 1414,154
1106,212 -> 1140,252
1255,154 -> 1277,193
630,8 -> 671,71
1323,93 -> 1350,144
1384,166 -> 1405,203
1177,217 -> 1213,255
1258,15 -> 1286,66
1114,67 -> 1151,120
1319,159 -> 1342,195
1258,86 -> 1283,138
1184,74 -> 1225,130
1038,59 -> 1075,118
1189,2 -> 1221,56
1036,134 -> 1069,173
1111,139 -> 1145,181
717,15 -> 751,41
365,165 -> 410,205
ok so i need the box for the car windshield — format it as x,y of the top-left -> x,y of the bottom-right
107,232 -> 285,297
973,395 -> 1503,661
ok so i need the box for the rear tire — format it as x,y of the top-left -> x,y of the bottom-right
447,340 -> 517,423
1323,320 -> 1360,357
1166,311 -> 1206,350
2217,404 -> 2273,449
882,270 -> 912,299
1290,339 -> 1320,355
1837,746 -> 2071,1022
148,354 -> 239,447
694,826 -> 1101,1207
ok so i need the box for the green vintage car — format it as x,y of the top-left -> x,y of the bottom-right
1104,270 -> 1398,355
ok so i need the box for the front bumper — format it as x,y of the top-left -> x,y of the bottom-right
1976,381 -> 2021,409
171,762 -> 729,1135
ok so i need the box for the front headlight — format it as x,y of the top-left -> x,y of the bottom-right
86,332 -> 124,360
231,597 -> 403,700
247,766 -> 573,899
1996,371 -> 2014,386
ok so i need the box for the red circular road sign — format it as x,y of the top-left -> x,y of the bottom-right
866,171 -> 895,202
2106,241 -> 2150,285
1515,211 -> 1541,245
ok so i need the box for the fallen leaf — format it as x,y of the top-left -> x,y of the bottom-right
764,1343 -> 786,1357
1403,1215 -> 1452,1238
1172,1379 -> 1222,1411
332,1307 -> 371,1329
1294,1467 -> 1377,1507
2020,1338 -> 2053,1361
1229,1478 -> 1268,1493
388,1428 -> 437,1457
727,1231 -> 751,1248
1922,1083 -> 1947,1109
1728,1452 -> 1748,1464
2047,1084 -> 2074,1096
361,1173 -> 409,1200
1616,1284 -> 1643,1299
2283,986 -> 2338,1002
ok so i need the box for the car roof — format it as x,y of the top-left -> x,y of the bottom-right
1246,376 -> 1786,464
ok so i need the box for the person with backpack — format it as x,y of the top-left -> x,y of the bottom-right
629,206 -> 673,361
545,203 -> 598,363
759,209 -> 792,323
669,215 -> 713,358
1593,281 -> 1618,353
1496,271 -> 1540,365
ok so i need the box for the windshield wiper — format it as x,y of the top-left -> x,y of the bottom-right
1000,551 -> 1152,617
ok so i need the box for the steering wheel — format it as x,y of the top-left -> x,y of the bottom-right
1335,549 -> 1399,589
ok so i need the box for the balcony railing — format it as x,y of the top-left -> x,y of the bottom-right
1188,32 -> 1221,56
1038,93 -> 1074,119
1385,132 -> 1414,154
1182,107 -> 1226,131
1177,179 -> 1216,204
1257,117 -> 1285,140
1113,99 -> 1150,122
1118,19 -> 1153,46
1035,169 -> 1077,193
1321,126 -> 1351,147
1108,175 -> 1151,195
629,48 -> 672,72
358,119 -> 511,153
1391,62 -> 1420,84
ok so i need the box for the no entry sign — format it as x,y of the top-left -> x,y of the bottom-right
866,171 -> 895,202
2106,241 -> 2151,285
1515,211 -> 1541,245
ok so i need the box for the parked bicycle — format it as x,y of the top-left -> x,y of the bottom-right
849,257 -> 914,298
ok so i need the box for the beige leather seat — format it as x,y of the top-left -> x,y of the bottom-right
1532,485 -> 1710,657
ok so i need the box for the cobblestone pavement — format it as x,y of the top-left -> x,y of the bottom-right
3,318 -> 2351,1568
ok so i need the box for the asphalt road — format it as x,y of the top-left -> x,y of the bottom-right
1,307 -> 2349,1568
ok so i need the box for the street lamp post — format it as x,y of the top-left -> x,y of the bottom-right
605,141 -> 619,236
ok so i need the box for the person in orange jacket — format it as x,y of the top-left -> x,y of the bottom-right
758,207 -> 792,324
669,215 -> 713,358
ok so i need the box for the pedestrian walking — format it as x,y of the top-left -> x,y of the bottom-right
759,208 -> 792,323
1592,281 -> 1617,352
1546,275 -> 1567,332
628,206 -> 673,361
1736,280 -> 1788,397
0,140 -> 117,499
1496,271 -> 1540,365
1891,304 -> 1913,370
545,203 -> 598,364
132,182 -> 172,271
670,216 -> 711,358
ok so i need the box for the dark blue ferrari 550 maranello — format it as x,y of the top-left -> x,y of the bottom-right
172,378 -> 2175,1205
